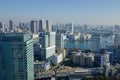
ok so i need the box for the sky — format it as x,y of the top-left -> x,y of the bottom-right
0,0 -> 120,25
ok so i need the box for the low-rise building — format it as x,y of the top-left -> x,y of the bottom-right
54,53 -> 63,65
72,52 -> 94,67
34,60 -> 51,73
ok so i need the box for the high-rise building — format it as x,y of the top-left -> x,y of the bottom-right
9,20 -> 14,31
56,33 -> 64,49
114,35 -> 120,63
39,20 -> 46,32
39,32 -> 56,61
30,20 -> 38,33
66,23 -> 74,34
0,33 -> 34,80
91,34 -> 101,52
46,20 -> 52,32
101,53 -> 110,68
85,54 -> 94,67
19,22 -> 26,29
70,23 -> 74,34
0,22 -> 5,32
103,62 -> 110,77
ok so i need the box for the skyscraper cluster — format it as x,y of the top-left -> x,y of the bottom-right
30,20 -> 52,33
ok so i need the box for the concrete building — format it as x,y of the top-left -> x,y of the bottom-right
34,43 -> 41,60
94,53 -> 101,67
46,20 -> 52,32
114,35 -> 120,63
30,20 -> 38,33
103,62 -> 110,77
39,20 -> 46,32
0,22 -> 5,32
85,55 -> 94,67
72,52 -> 94,67
56,33 -> 64,49
66,23 -> 74,34
91,34 -> 101,52
39,20 -> 52,32
69,70 -> 91,80
101,53 -> 110,68
53,53 -> 63,65
105,51 -> 114,64
34,60 -> 50,73
0,33 -> 34,80
9,20 -> 14,31
39,32 -> 56,61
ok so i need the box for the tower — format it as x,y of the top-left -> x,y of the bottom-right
91,34 -> 101,52
114,34 -> 120,63
39,32 -> 56,61
30,20 -> 38,33
46,20 -> 52,32
0,33 -> 34,80
9,20 -> 14,31
56,33 -> 64,49
39,20 -> 46,32
0,22 -> 5,32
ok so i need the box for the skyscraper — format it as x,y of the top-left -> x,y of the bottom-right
56,33 -> 64,49
9,20 -> 14,31
114,34 -> 120,63
0,33 -> 34,80
39,20 -> 46,32
39,32 -> 56,61
91,34 -> 101,52
0,22 -> 5,32
46,20 -> 52,32
101,53 -> 110,68
30,20 -> 38,33
69,23 -> 74,34
66,23 -> 74,34
39,20 -> 52,32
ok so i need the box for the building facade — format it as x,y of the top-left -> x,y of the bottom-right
39,20 -> 46,32
39,20 -> 52,32
72,52 -> 94,67
0,33 -> 34,80
114,35 -> 120,63
101,53 -> 110,68
30,20 -> 38,33
34,60 -> 50,74
9,20 -> 14,31
39,32 -> 56,61
56,33 -> 64,49
0,22 -> 5,32
91,34 -> 101,52
46,20 -> 52,32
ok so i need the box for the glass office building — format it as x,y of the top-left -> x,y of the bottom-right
0,33 -> 34,80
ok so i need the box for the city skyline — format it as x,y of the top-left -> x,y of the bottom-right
0,0 -> 120,25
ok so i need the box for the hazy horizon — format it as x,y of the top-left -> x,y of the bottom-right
0,0 -> 120,25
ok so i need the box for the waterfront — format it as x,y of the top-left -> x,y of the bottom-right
64,36 -> 114,50
64,40 -> 91,50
